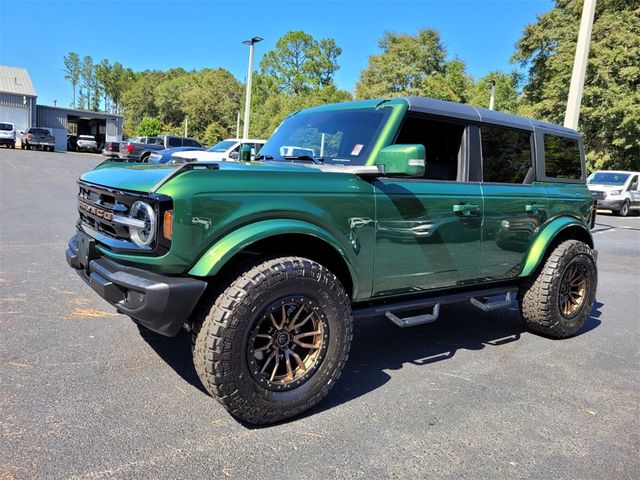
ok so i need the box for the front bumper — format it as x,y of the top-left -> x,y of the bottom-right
66,233 -> 207,336
597,199 -> 623,210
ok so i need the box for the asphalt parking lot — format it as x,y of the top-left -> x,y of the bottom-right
1,148 -> 638,479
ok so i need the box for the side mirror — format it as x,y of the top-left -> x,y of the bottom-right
229,151 -> 239,160
239,144 -> 252,162
375,144 -> 425,177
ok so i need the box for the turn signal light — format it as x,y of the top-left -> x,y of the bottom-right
163,210 -> 173,240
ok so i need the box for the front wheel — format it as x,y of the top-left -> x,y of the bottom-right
519,240 -> 597,338
193,256 -> 352,424
615,200 -> 630,217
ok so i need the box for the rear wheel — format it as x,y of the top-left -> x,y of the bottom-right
192,256 -> 352,424
519,240 -> 597,338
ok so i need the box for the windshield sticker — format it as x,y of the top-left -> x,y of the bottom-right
351,144 -> 364,156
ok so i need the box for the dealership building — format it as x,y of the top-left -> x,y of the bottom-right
0,65 -> 123,151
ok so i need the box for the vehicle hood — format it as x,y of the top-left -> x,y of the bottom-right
81,164 -> 181,192
80,160 -> 373,194
587,184 -> 626,192
171,150 -> 224,161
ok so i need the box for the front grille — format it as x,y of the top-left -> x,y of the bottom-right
76,181 -> 172,255
78,183 -> 134,241
591,190 -> 606,200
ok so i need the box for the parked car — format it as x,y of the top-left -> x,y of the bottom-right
102,141 -> 121,157
119,135 -> 203,162
147,146 -> 206,164
76,135 -> 99,153
66,96 -> 597,425
587,170 -> 640,216
171,138 -> 266,162
20,127 -> 55,151
0,121 -> 16,148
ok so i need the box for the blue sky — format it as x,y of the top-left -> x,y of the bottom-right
0,0 -> 553,106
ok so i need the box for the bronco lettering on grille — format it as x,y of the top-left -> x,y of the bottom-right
78,200 -> 114,221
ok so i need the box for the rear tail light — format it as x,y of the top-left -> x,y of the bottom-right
27,133 -> 32,140
127,144 -> 134,153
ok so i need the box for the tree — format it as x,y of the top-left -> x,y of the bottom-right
260,31 -> 342,94
63,52 -> 81,108
136,116 -> 163,136
355,29 -> 448,98
80,56 -> 94,110
202,121 -> 228,146
513,0 -> 640,171
94,59 -> 111,112
467,71 -> 520,114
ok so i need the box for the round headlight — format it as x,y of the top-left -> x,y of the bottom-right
129,201 -> 156,247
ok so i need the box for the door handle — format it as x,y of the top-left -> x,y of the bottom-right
526,204 -> 546,214
453,203 -> 480,216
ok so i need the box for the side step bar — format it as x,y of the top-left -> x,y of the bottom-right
386,304 -> 440,328
353,286 -> 517,327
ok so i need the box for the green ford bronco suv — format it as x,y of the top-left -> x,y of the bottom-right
66,97 -> 597,424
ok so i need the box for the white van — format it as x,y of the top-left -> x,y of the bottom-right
587,170 -> 640,217
0,122 -> 16,149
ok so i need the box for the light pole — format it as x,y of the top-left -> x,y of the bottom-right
488,80 -> 496,110
242,36 -> 263,140
564,0 -> 596,129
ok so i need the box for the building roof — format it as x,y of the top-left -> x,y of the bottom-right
0,65 -> 37,97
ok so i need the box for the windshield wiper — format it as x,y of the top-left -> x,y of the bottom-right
254,154 -> 274,161
281,155 -> 324,164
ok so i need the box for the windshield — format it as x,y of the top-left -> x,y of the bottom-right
588,172 -> 630,185
0,123 -> 13,131
207,140 -> 237,152
257,107 -> 393,165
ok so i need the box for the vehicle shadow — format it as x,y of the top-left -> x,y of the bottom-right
137,300 -> 603,423
302,299 -> 603,421
136,325 -> 209,395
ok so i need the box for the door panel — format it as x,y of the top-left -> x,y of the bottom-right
373,179 -> 483,297
480,183 -> 548,279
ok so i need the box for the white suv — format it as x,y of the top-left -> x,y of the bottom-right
587,170 -> 640,217
0,122 -> 16,149
171,138 -> 266,163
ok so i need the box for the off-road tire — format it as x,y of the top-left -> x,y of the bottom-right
518,240 -> 597,338
192,256 -> 352,424
614,200 -> 630,217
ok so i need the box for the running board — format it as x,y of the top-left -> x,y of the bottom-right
386,303 -> 440,328
352,284 -> 518,325
469,291 -> 515,312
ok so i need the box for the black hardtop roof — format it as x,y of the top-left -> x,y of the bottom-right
402,96 -> 579,138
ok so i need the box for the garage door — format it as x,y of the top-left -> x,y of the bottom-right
0,105 -> 29,134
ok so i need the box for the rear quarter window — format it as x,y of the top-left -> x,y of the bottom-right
544,135 -> 582,179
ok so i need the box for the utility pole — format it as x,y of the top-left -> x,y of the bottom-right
184,115 -> 189,137
564,0 -> 596,130
236,111 -> 241,139
242,36 -> 263,140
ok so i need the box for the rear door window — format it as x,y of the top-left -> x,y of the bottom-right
167,137 -> 182,147
481,126 -> 533,183
544,135 -> 582,179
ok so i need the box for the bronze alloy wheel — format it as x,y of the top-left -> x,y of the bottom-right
558,262 -> 588,317
247,296 -> 329,391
